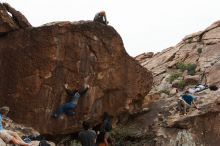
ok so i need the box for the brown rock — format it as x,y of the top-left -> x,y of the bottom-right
135,52 -> 154,61
142,47 -> 179,70
3,3 -> 32,28
172,80 -> 180,88
0,21 -> 152,135
170,88 -> 178,95
184,75 -> 200,85
0,138 -> 6,146
0,3 -> 19,34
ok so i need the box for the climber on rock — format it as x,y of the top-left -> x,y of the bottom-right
0,106 -> 32,146
93,11 -> 109,25
177,91 -> 199,115
52,83 -> 89,119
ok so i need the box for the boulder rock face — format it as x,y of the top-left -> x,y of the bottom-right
0,20 -> 153,135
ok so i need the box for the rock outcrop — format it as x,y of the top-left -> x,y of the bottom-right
0,4 -> 153,135
0,3 -> 31,35
129,20 -> 220,146
2,3 -> 32,28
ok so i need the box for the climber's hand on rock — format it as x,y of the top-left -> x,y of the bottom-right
64,83 -> 68,89
85,84 -> 90,89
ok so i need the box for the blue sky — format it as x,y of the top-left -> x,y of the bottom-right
3,0 -> 220,56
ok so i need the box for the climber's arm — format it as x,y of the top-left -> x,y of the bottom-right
78,85 -> 90,96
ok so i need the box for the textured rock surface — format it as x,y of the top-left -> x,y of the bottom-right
2,3 -> 32,28
0,20 -> 152,135
0,3 -> 31,34
0,3 -> 19,34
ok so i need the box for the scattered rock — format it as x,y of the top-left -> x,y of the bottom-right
170,88 -> 178,95
184,75 -> 200,85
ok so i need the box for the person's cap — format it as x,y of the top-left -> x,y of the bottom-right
0,106 -> 9,112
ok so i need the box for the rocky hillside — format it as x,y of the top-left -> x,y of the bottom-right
0,3 -> 153,136
136,20 -> 220,87
126,20 -> 220,146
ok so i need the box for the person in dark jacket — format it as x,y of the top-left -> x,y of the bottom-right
96,112 -> 113,146
93,11 -> 108,25
52,84 -> 89,118
78,121 -> 97,146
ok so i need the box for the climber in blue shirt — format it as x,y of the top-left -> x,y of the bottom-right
52,83 -> 89,119
178,91 -> 199,115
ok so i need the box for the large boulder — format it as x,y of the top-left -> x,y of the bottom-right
0,21 -> 153,135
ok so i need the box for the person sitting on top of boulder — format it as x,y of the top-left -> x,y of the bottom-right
93,11 -> 109,25
52,83 -> 89,119
177,91 -> 199,115
0,106 -> 32,146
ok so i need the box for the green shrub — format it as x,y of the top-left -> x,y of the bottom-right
197,48 -> 203,54
69,140 -> 81,146
160,89 -> 170,95
186,63 -> 197,75
167,73 -> 182,83
112,124 -> 137,146
178,80 -> 186,90
176,63 -> 187,72
176,63 -> 197,75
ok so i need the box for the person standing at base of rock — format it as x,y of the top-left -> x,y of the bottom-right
93,11 -> 109,25
0,106 -> 32,146
52,83 -> 90,119
178,91 -> 199,115
96,112 -> 114,146
78,121 -> 97,146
